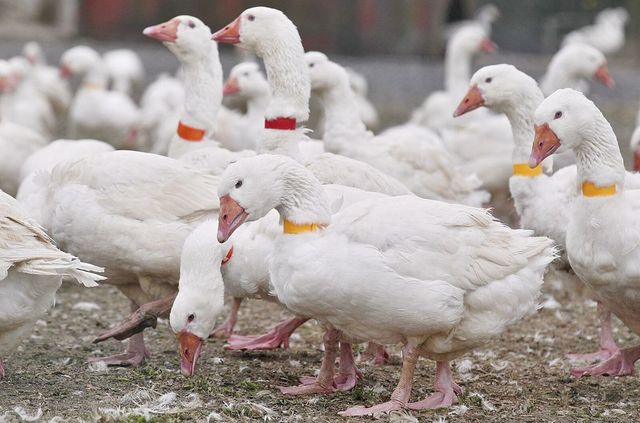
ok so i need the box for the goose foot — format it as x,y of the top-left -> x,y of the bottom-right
209,298 -> 242,339
278,381 -> 337,395
224,316 -> 308,350
407,361 -> 462,410
298,342 -> 362,391
567,303 -> 619,364
571,345 -> 640,378
358,342 -> 389,365
89,332 -> 151,367
93,294 -> 176,343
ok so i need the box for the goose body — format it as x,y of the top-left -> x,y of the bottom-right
103,49 -> 145,96
216,152 -> 554,415
0,189 -> 103,378
0,121 -> 48,196
562,8 -> 628,55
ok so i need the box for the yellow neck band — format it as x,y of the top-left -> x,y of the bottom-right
283,219 -> 323,234
513,163 -> 542,177
582,181 -> 617,197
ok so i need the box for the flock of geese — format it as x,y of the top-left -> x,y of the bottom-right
0,4 -> 638,417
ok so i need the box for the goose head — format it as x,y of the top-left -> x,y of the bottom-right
170,220 -> 227,377
143,16 -> 214,62
212,7 -> 297,55
217,154 -> 329,242
59,46 -> 102,79
454,64 -> 540,116
223,61 -> 269,98
305,51 -> 348,92
23,41 -> 45,66
554,43 -> 614,88
449,24 -> 497,55
630,126 -> 640,172
529,88 -> 597,167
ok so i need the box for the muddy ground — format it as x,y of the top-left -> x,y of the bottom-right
0,280 -> 638,422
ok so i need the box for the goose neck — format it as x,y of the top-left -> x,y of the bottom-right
275,162 -> 332,227
574,116 -> 625,190
502,89 -> 546,165
317,81 -> 368,140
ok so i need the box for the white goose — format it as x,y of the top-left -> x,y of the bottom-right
529,89 -> 640,377
215,61 -> 270,152
19,150 -> 220,366
345,67 -> 379,131
0,189 -> 104,378
562,7 -> 628,55
102,49 -> 145,96
140,73 -> 184,155
306,51 -> 488,206
216,154 -> 555,415
453,64 -> 640,363
143,16 -> 255,174
213,7 -> 411,196
60,46 -> 142,150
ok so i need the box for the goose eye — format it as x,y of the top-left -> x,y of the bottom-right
554,111 -> 563,119
485,77 -> 492,83
188,21 -> 196,29
309,63 -> 314,68
247,14 -> 255,22
187,313 -> 195,322
235,180 -> 243,189
243,72 -> 249,77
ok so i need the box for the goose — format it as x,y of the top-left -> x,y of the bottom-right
0,189 -> 104,378
213,7 -> 411,196
143,16 -> 255,174
60,46 -> 142,150
18,150 -> 220,366
215,61 -> 270,152
172,184 -> 386,375
0,56 -> 56,139
529,88 -> 640,377
453,64 -> 640,363
562,7 -> 628,55
216,154 -> 555,415
446,4 -> 501,38
102,49 -> 145,96
305,51 -> 488,206
345,68 -> 379,131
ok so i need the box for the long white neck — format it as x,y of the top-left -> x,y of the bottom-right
275,161 -> 332,225
83,59 -> 109,89
445,42 -> 473,95
179,44 -> 222,134
499,87 -> 547,165
256,32 -> 310,122
316,77 -> 370,151
574,113 -> 625,189
246,90 -> 270,122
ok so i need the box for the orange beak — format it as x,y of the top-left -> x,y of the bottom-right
177,330 -> 203,377
212,16 -> 241,44
59,64 -> 72,79
223,77 -> 240,96
529,123 -> 561,168
479,38 -> 498,53
218,195 -> 247,243
594,64 -> 615,89
453,85 -> 484,117
143,19 -> 180,43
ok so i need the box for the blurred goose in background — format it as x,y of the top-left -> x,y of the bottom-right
139,73 -> 184,155
0,189 -> 103,379
530,89 -> 640,377
215,61 -> 269,151
143,15 -> 254,174
345,68 -> 379,131
103,49 -> 145,97
306,51 -> 488,206
60,46 -> 142,150
213,7 -> 412,196
562,7 -> 628,55
216,153 -> 555,415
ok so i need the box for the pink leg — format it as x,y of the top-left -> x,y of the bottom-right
0,359 -> 5,379
225,316 -> 308,350
278,329 -> 340,395
407,361 -> 463,409
567,302 -> 619,363
209,298 -> 243,339
339,344 -> 419,416
571,345 -> 640,378
89,301 -> 151,367
299,341 -> 363,391
359,342 -> 390,365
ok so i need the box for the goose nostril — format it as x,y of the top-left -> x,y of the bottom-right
222,214 -> 228,222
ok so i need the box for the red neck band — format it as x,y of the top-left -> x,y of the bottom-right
265,117 -> 296,130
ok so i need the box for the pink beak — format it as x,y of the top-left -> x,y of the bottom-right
594,64 -> 615,89
479,38 -> 498,53
212,16 -> 241,44
529,123 -> 561,168
223,77 -> 240,96
59,64 -> 72,79
453,85 -> 485,117
143,19 -> 180,43
217,195 -> 248,243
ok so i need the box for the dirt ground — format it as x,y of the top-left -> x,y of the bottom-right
0,278 -> 638,422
